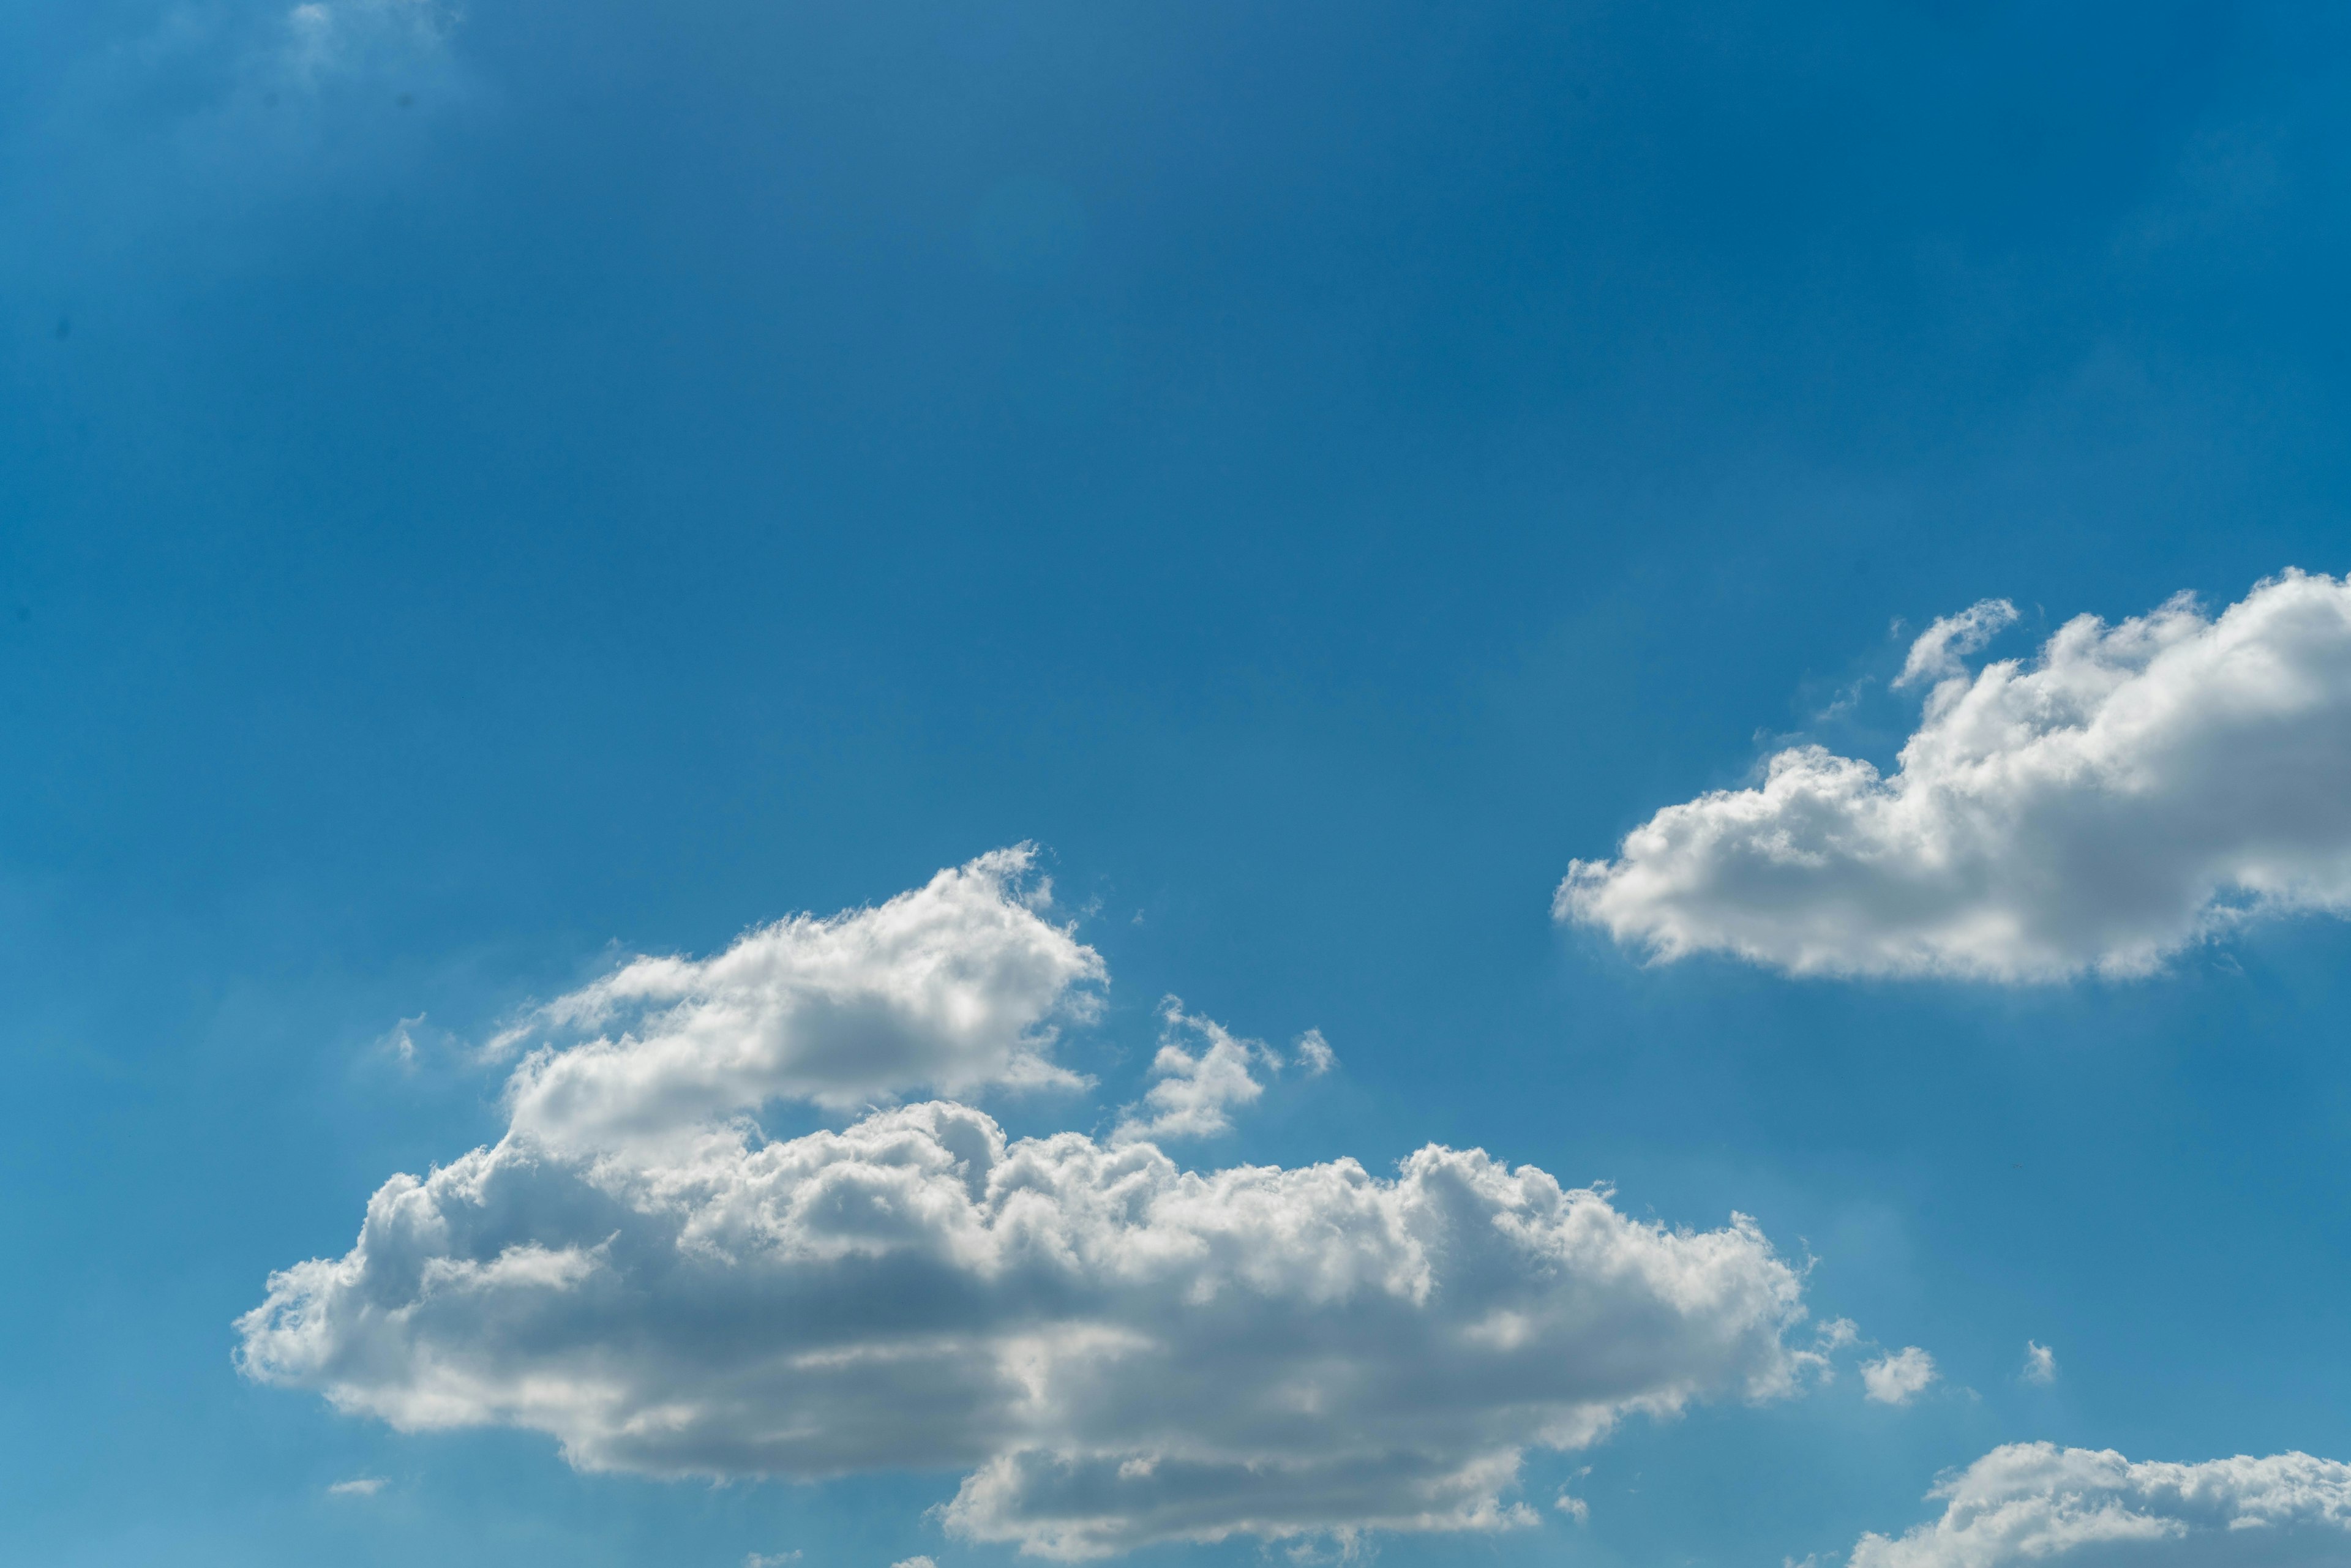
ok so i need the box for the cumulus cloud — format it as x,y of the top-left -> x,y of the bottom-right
1559,571 -> 2351,980
240,1102 -> 1820,1558
1860,1348 -> 1937,1406
495,847 -> 1104,1152
238,854 -> 1833,1560
327,1475 -> 386,1496
2022,1341 -> 2058,1385
1111,1001 -> 1275,1143
1848,1444 -> 2351,1567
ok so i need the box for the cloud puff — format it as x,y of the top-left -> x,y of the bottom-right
1848,1444 -> 2351,1567
1559,571 -> 2351,980
326,1475 -> 386,1496
1860,1347 -> 1937,1406
495,847 -> 1104,1152
1894,599 -> 2022,689
1111,1001 -> 1275,1143
239,856 -> 1830,1559
1294,1029 -> 1337,1076
2022,1341 -> 2057,1385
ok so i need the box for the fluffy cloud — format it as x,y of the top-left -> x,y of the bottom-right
239,856 -> 1831,1559
1860,1347 -> 1937,1406
1559,572 -> 2351,980
239,1102 -> 1818,1558
1112,1002 -> 1276,1144
1848,1444 -> 2351,1567
2022,1341 -> 2058,1385
495,847 -> 1104,1152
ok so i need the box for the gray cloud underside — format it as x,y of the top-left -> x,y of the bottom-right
1851,1444 -> 2351,1567
1561,571 -> 2351,980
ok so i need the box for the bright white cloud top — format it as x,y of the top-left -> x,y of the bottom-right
239,852 -> 1835,1559
494,846 -> 1104,1151
1559,571 -> 2351,981
1859,1346 -> 1937,1406
1849,1444 -> 2351,1567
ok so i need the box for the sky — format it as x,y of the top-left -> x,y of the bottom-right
5,2 -> 2351,1565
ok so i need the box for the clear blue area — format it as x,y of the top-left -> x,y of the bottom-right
3,2 -> 2349,1564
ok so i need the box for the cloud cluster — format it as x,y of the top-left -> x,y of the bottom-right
496,847 -> 1104,1152
1850,1444 -> 2351,1567
1560,572 -> 2351,980
241,853 -> 1830,1559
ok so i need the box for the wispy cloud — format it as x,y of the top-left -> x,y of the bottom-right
1860,1348 -> 1937,1406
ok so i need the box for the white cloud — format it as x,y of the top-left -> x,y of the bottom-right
1861,1348 -> 1937,1406
239,854 -> 1845,1558
1893,599 -> 2020,689
891,1558 -> 938,1568
1559,571 -> 2351,980
1294,1029 -> 1337,1076
2022,1341 -> 2057,1385
1848,1444 -> 2351,1567
239,853 -> 1831,1559
240,1101 -> 1820,1558
744,1553 -> 802,1567
1111,1001 -> 1273,1143
327,1476 -> 386,1496
495,847 -> 1104,1153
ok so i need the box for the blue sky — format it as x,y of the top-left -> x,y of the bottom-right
6,2 -> 2351,1565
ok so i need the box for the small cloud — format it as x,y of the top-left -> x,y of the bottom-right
1892,598 -> 2018,689
890,1558 -> 938,1568
327,1476 -> 386,1496
1815,1316 -> 1860,1351
2022,1341 -> 2058,1385
1111,1000 -> 1273,1144
1293,1028 -> 1337,1076
744,1553 -> 801,1567
1862,1346 -> 1938,1406
375,1012 -> 438,1068
1555,1491 -> 1590,1523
